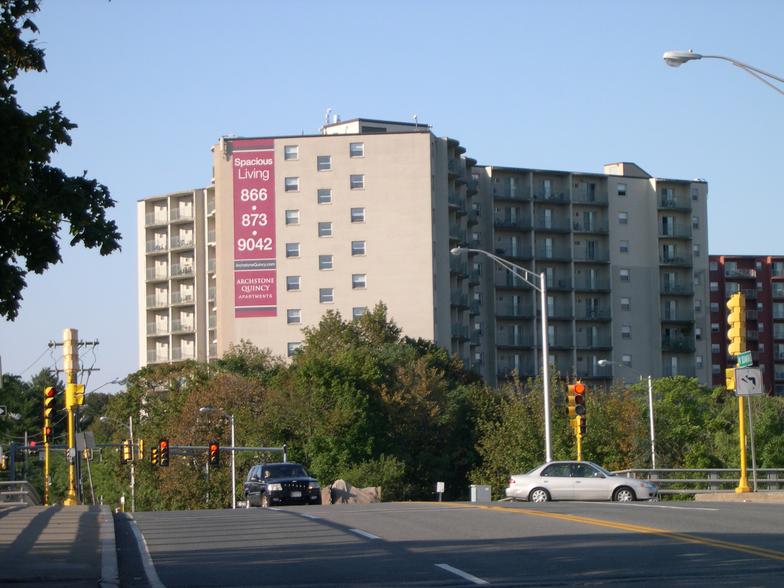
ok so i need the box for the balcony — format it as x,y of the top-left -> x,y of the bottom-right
146,323 -> 169,336
450,289 -> 469,308
661,311 -> 694,323
465,178 -> 479,194
469,300 -> 481,315
545,305 -> 574,320
495,304 -> 534,319
661,282 -> 693,296
658,198 -> 691,211
497,334 -> 535,348
572,221 -> 609,234
725,268 -> 757,279
535,246 -> 572,261
170,208 -> 194,222
449,224 -> 466,243
170,236 -> 195,250
573,249 -> 610,263
493,188 -> 530,202
466,210 -> 479,226
494,216 -> 532,230
146,240 -> 167,253
147,350 -> 169,363
451,324 -> 469,341
146,295 -> 168,309
208,287 -> 216,302
662,336 -> 695,353
572,190 -> 609,205
548,278 -> 573,291
171,291 -> 194,305
450,256 -> 468,276
663,364 -> 696,377
209,314 -> 217,329
658,226 -> 693,240
145,212 -> 168,226
575,308 -> 611,321
209,343 -> 218,357
146,267 -> 168,281
659,255 -> 693,267
533,218 -> 571,233
171,320 -> 195,334
533,191 -> 568,203
171,348 -> 196,361
576,336 -> 612,350
170,264 -> 194,278
447,159 -> 464,178
574,278 -> 610,292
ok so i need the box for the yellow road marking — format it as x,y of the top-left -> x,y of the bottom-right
424,502 -> 784,562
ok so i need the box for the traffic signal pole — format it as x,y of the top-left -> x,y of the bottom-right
63,328 -> 79,506
727,292 -> 751,494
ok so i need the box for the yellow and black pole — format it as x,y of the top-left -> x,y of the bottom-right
42,386 -> 56,505
726,292 -> 751,493
63,328 -> 85,506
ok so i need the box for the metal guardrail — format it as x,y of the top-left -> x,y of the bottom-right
615,468 -> 784,495
0,481 -> 42,505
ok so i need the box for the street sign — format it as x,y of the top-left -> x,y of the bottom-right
737,351 -> 753,368
735,367 -> 764,396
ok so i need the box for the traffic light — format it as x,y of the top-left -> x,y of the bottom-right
574,381 -> 586,417
137,439 -> 144,461
727,292 -> 746,356
579,415 -> 587,436
43,387 -> 56,419
43,426 -> 53,444
208,441 -> 220,467
159,439 -> 170,467
567,384 -> 576,418
120,439 -> 131,465
150,446 -> 159,466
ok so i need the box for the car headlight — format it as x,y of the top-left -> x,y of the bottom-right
267,483 -> 283,491
308,482 -> 320,490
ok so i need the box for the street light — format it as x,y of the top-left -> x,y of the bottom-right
450,246 -> 552,463
663,50 -> 784,96
199,406 -> 236,509
99,415 -> 135,512
597,359 -> 657,470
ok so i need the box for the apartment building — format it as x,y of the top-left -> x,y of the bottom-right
138,117 -> 711,386
709,255 -> 784,395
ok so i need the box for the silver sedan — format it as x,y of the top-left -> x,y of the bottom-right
505,461 -> 657,503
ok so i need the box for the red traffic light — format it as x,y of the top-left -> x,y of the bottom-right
574,382 -> 586,395
160,440 -> 168,449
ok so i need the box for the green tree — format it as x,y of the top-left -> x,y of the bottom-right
0,0 -> 121,319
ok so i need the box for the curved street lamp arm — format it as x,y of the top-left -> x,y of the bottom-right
701,54 -> 784,85
456,247 -> 541,290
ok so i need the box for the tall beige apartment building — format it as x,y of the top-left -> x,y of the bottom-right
137,118 -> 711,385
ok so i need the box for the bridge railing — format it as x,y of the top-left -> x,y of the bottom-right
614,468 -> 784,495
0,480 -> 42,505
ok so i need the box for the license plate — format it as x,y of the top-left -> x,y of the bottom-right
290,491 -> 302,498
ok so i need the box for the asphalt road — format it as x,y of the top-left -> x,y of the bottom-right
127,501 -> 784,587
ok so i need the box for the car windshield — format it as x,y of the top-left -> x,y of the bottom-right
264,464 -> 308,478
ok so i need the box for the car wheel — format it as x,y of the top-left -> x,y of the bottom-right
261,494 -> 270,508
529,488 -> 550,503
613,487 -> 636,502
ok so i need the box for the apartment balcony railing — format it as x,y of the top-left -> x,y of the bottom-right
170,208 -> 194,222
171,348 -> 196,361
662,365 -> 696,377
451,324 -> 470,340
535,246 -> 572,261
145,213 -> 169,226
209,314 -> 217,329
495,304 -> 534,318
466,210 -> 479,226
447,159 -> 464,177
170,264 -> 194,278
548,278 -> 573,291
497,334 -> 535,348
493,188 -> 530,201
146,295 -> 168,308
171,292 -> 194,305
494,216 -> 532,230
547,336 -> 575,348
773,287 -> 784,299
449,257 -> 468,275
575,308 -> 611,320
465,178 -> 479,194
146,267 -> 168,281
533,218 -> 571,232
533,191 -> 568,203
208,287 -> 216,301
662,336 -> 695,353
208,259 -> 216,273
469,300 -> 481,315
146,323 -> 169,336
450,289 -> 469,308
170,321 -> 195,334
658,198 -> 691,211
576,336 -> 612,349
206,199 -> 216,215
546,306 -> 575,320
661,283 -> 694,296
573,249 -> 610,263
572,221 -> 609,233
661,311 -> 694,323
574,279 -> 611,291
658,227 -> 693,240
146,240 -> 167,253
170,236 -> 195,250
659,255 -> 693,267
207,230 -> 216,243
723,267 -> 756,279
449,224 -> 466,242
572,191 -> 609,205
147,350 -> 169,363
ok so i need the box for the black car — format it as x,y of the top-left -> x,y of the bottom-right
243,462 -> 322,507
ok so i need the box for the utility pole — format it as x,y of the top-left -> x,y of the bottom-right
63,328 -> 81,505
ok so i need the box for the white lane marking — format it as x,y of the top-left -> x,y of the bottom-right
349,528 -> 381,539
300,513 -> 321,519
435,563 -> 489,585
127,514 -> 167,588
99,506 -> 119,588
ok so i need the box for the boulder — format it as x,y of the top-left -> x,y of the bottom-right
329,479 -> 381,504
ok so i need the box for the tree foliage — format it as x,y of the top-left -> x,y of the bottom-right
0,0 -> 121,319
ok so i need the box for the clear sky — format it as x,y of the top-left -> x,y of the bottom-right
2,0 -> 782,393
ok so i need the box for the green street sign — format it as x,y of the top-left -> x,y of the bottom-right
737,351 -> 753,368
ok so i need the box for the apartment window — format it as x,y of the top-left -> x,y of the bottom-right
350,174 -> 365,190
319,288 -> 334,303
710,302 -> 719,313
352,273 -> 367,289
351,207 -> 365,223
617,183 -> 627,196
619,268 -> 630,282
284,145 -> 299,161
693,244 -> 701,257
287,342 -> 302,356
692,216 -> 700,229
620,297 -> 631,311
287,309 -> 301,325
621,325 -> 631,339
317,155 -> 332,171
317,188 -> 332,204
691,187 -> 699,201
709,261 -> 718,271
695,327 -> 702,340
622,354 -> 632,367
351,240 -> 366,256
710,281 -> 718,292
712,364 -> 721,375
284,177 -> 300,192
285,209 -> 300,225
318,222 -> 332,238
696,355 -> 704,369
286,275 -> 301,291
712,343 -> 721,354
618,211 -> 629,224
619,240 -> 629,253
711,322 -> 720,333
285,242 -> 300,258
694,299 -> 702,312
319,255 -> 333,270
352,306 -> 367,320
349,142 -> 365,158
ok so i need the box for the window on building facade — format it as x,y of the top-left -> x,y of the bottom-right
351,207 -> 365,223
352,306 -> 367,320
696,355 -> 703,368
284,145 -> 299,160
319,255 -> 333,270
286,275 -> 301,291
709,261 -> 718,271
692,187 -> 699,201
317,155 -> 332,171
287,342 -> 302,356
692,216 -> 699,229
694,299 -> 702,312
284,177 -> 299,192
695,327 -> 702,340
621,325 -> 631,339
287,309 -> 301,325
617,183 -> 627,196
317,188 -> 332,204
693,244 -> 701,257
351,240 -> 366,256
285,209 -> 300,225
620,297 -> 631,311
285,242 -> 300,258
712,343 -> 721,354
710,302 -> 719,313
620,240 -> 629,253
350,174 -> 365,190
712,364 -> 721,374
618,211 -> 628,224
711,322 -> 719,332
352,274 -> 367,289
622,354 -> 632,367
350,142 -> 365,158
319,288 -> 334,303
619,268 -> 630,282
318,222 -> 332,237
710,281 -> 718,292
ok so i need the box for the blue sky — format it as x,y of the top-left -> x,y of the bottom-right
2,0 -> 782,392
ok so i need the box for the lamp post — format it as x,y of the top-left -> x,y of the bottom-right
99,415 -> 135,512
450,246 -> 552,462
597,359 -> 656,470
663,50 -> 784,96
199,407 -> 236,509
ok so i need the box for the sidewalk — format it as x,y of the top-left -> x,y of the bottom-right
0,504 -> 118,587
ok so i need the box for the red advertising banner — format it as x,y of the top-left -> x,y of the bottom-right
232,139 -> 276,317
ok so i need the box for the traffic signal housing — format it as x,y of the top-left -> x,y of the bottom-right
43,387 -> 56,420
120,439 -> 131,465
208,441 -> 220,467
574,381 -> 586,417
567,384 -> 576,417
727,292 -> 746,356
150,446 -> 159,466
159,439 -> 170,467
43,426 -> 53,444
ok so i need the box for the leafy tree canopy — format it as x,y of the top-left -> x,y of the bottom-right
0,0 -> 121,319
